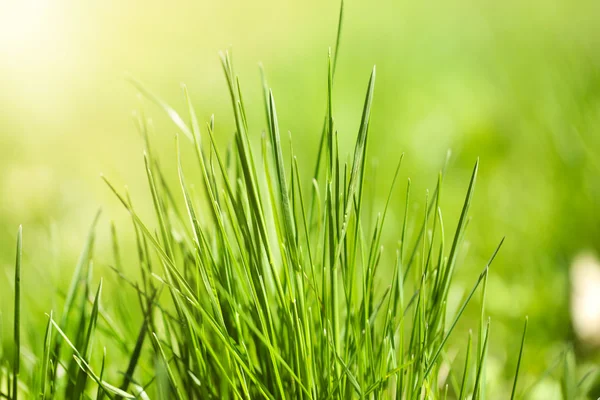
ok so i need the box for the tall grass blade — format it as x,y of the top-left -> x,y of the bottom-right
510,316 -> 528,400
12,226 -> 22,400
39,311 -> 53,399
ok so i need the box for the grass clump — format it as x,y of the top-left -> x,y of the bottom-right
1,16 -> 529,399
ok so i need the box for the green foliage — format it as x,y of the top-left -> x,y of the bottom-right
0,48 -> 541,399
9,3 -> 596,397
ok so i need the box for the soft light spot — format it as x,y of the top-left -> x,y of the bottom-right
570,252 -> 600,346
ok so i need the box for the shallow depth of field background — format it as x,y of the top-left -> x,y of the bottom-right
1,0 -> 599,396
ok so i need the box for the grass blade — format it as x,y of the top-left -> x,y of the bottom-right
458,330 -> 473,400
73,279 -> 103,398
510,316 -> 528,400
424,238 -> 504,380
12,225 -> 22,400
472,319 -> 490,400
39,311 -> 53,399
334,66 -> 376,264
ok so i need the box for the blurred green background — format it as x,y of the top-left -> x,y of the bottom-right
1,0 -> 599,396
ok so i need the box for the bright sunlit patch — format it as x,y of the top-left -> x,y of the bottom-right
0,0 -> 52,56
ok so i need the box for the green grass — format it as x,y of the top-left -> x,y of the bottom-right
1,48 -> 539,398
1,2 -> 568,395
3,0 -> 600,398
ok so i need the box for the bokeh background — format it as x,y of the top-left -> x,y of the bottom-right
1,0 -> 600,397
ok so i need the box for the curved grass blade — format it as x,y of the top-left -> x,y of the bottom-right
126,76 -> 193,141
50,319 -> 135,399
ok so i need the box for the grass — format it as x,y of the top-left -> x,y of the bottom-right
1,51 -> 535,399
0,3 -> 541,396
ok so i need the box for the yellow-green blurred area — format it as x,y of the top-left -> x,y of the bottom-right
1,0 -> 600,394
